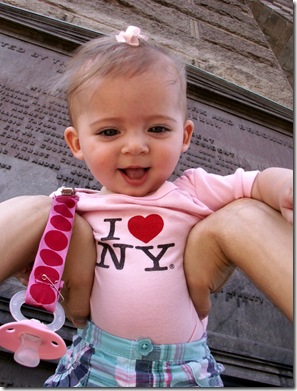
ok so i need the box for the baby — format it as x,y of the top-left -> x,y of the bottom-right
34,26 -> 292,387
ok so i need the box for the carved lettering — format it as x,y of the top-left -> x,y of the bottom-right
214,288 -> 264,305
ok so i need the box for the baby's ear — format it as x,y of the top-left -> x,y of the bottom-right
181,120 -> 194,153
64,127 -> 84,160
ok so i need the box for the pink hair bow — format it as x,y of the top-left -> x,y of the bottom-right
115,26 -> 148,46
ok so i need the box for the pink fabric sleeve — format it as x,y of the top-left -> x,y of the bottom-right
174,167 -> 259,212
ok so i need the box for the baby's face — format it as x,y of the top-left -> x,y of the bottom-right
65,69 -> 193,196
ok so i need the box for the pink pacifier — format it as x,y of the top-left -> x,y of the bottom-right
0,290 -> 66,367
0,189 -> 78,367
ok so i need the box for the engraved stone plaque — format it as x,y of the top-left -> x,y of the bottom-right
0,15 -> 293,387
0,35 -> 98,199
174,100 -> 293,178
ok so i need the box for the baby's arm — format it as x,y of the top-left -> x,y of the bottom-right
251,167 -> 293,223
0,195 -> 96,328
184,198 -> 293,321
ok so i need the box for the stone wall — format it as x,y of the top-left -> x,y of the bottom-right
1,0 -> 293,109
0,2 -> 293,387
247,0 -> 293,89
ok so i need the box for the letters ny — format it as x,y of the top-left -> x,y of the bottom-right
96,217 -> 175,271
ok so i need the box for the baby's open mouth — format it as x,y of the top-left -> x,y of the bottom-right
120,167 -> 149,180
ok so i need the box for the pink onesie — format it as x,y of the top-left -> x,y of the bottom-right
55,167 -> 258,344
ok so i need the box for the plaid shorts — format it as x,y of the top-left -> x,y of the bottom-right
44,321 -> 224,387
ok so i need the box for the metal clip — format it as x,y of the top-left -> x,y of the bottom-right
61,187 -> 75,196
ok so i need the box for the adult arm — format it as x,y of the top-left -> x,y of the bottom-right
184,198 -> 293,321
0,195 -> 96,328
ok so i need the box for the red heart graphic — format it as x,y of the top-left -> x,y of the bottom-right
128,214 -> 164,243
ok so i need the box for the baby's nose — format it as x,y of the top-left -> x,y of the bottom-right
121,135 -> 149,155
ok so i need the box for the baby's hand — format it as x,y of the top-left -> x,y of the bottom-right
279,178 -> 293,224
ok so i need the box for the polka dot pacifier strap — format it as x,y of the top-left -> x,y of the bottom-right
25,189 -> 78,313
0,188 -> 78,368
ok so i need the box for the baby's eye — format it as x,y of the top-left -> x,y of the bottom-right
98,128 -> 119,137
148,126 -> 170,134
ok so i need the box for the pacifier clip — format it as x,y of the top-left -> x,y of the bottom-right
0,188 -> 78,367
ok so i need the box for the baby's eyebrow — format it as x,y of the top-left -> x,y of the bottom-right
145,115 -> 178,123
89,117 -> 119,127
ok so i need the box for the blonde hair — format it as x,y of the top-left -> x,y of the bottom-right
57,32 -> 188,124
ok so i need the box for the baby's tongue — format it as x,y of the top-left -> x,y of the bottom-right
124,168 -> 146,179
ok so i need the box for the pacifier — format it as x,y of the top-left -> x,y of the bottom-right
0,190 -> 78,367
0,291 -> 66,367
